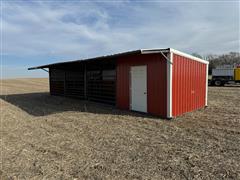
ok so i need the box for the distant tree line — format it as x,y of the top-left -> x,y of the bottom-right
191,52 -> 240,74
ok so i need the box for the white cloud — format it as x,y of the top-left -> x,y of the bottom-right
1,1 -> 239,78
3,1 -> 238,55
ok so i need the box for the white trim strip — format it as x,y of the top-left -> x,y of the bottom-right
167,52 -> 173,119
170,48 -> 209,65
205,63 -> 209,106
141,49 -> 169,54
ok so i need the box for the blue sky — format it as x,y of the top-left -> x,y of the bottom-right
1,0 -> 239,78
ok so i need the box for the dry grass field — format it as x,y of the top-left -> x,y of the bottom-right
0,78 -> 240,179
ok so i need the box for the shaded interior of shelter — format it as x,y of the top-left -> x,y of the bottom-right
49,58 -> 116,105
0,92 -> 159,118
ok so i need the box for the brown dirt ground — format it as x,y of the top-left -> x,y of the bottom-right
0,78 -> 240,180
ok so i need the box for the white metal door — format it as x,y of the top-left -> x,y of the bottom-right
130,65 -> 147,112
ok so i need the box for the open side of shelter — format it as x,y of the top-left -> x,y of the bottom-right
29,48 -> 209,119
48,59 -> 116,105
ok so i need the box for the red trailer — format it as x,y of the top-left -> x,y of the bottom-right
29,48 -> 209,119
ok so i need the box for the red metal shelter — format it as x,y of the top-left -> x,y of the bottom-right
29,48 -> 209,119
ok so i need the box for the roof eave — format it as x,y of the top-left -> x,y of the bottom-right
28,49 -> 142,70
28,48 -> 209,70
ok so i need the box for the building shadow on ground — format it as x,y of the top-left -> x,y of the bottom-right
0,92 -> 162,119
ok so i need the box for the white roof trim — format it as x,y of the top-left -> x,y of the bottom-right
140,48 -> 209,65
205,63 -> 209,107
141,48 -> 169,54
170,48 -> 209,64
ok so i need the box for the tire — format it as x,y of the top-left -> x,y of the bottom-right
208,80 -> 212,86
214,80 -> 222,86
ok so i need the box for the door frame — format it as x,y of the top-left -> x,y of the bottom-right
129,65 -> 148,112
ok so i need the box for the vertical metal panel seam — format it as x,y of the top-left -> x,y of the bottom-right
180,56 -> 183,115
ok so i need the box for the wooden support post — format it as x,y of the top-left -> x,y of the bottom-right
84,63 -> 87,99
49,68 -> 52,95
64,71 -> 66,96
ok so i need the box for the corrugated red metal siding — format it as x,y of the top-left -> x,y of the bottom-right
116,54 -> 167,117
172,53 -> 207,117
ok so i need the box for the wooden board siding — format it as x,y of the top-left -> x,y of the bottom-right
65,71 -> 85,99
49,69 -> 65,96
86,69 -> 116,105
49,61 -> 116,105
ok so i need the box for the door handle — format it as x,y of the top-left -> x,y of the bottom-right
144,92 -> 147,94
